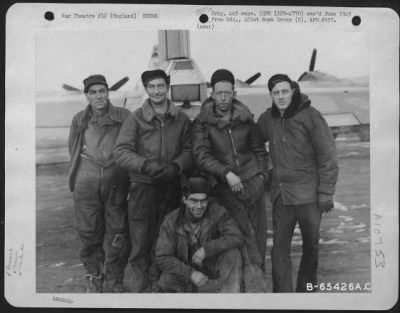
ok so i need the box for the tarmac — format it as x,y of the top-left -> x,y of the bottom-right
36,134 -> 370,293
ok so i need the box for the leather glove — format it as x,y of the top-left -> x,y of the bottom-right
142,160 -> 166,177
318,193 -> 334,213
152,163 -> 179,183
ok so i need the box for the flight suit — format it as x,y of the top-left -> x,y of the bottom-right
69,103 -> 130,292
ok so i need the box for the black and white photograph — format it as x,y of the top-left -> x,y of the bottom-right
4,3 -> 399,310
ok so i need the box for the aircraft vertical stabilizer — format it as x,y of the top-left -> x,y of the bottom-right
158,30 -> 190,61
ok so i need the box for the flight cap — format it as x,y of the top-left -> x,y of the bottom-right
210,69 -> 235,88
141,69 -> 170,87
83,74 -> 108,93
182,177 -> 209,197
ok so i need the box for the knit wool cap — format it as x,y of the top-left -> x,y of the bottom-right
182,177 -> 209,196
141,69 -> 170,87
267,74 -> 294,91
210,69 -> 235,88
83,74 -> 108,93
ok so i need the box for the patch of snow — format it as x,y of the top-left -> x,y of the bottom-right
334,202 -> 349,211
338,215 -> 354,222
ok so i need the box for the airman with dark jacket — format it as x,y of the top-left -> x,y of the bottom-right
154,176 -> 243,293
257,74 -> 338,292
114,69 -> 193,292
192,69 -> 268,292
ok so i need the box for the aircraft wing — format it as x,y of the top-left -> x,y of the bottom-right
234,82 -> 369,141
36,34 -> 369,166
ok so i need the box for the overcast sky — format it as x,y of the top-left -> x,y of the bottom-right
36,30 -> 368,92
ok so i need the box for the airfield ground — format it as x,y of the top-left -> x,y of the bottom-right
36,134 -> 370,293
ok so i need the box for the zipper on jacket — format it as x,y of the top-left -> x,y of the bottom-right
276,118 -> 284,190
100,167 -> 104,201
160,120 -> 165,161
281,117 -> 287,143
227,127 -> 241,172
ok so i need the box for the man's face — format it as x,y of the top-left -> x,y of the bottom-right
85,84 -> 109,112
211,81 -> 236,114
184,193 -> 208,221
145,78 -> 169,105
270,81 -> 294,111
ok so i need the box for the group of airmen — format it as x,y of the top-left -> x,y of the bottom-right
68,68 -> 338,293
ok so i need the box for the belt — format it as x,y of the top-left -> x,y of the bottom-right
80,153 -> 115,169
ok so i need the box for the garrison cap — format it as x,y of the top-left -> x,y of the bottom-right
210,69 -> 235,88
141,69 -> 170,87
182,177 -> 210,197
83,74 -> 108,93
267,74 -> 294,91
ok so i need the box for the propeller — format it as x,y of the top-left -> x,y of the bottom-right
298,48 -> 318,81
309,48 -> 317,72
62,84 -> 81,92
244,72 -> 261,85
109,76 -> 130,91
298,49 -> 342,83
62,76 -> 130,93
207,72 -> 261,88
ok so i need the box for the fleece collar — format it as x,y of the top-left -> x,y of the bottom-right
142,98 -> 179,122
77,101 -> 122,132
198,97 -> 253,128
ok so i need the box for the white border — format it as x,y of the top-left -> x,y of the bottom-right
5,3 -> 399,309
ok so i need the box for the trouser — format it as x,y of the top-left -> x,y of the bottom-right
271,195 -> 322,292
127,179 -> 181,292
215,174 -> 267,292
73,159 -> 130,288
157,249 -> 242,293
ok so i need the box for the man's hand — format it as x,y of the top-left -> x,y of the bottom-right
152,163 -> 179,182
257,173 -> 267,183
262,170 -> 272,191
225,172 -> 244,193
190,270 -> 208,287
318,193 -> 334,213
191,247 -> 206,266
142,160 -> 165,177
